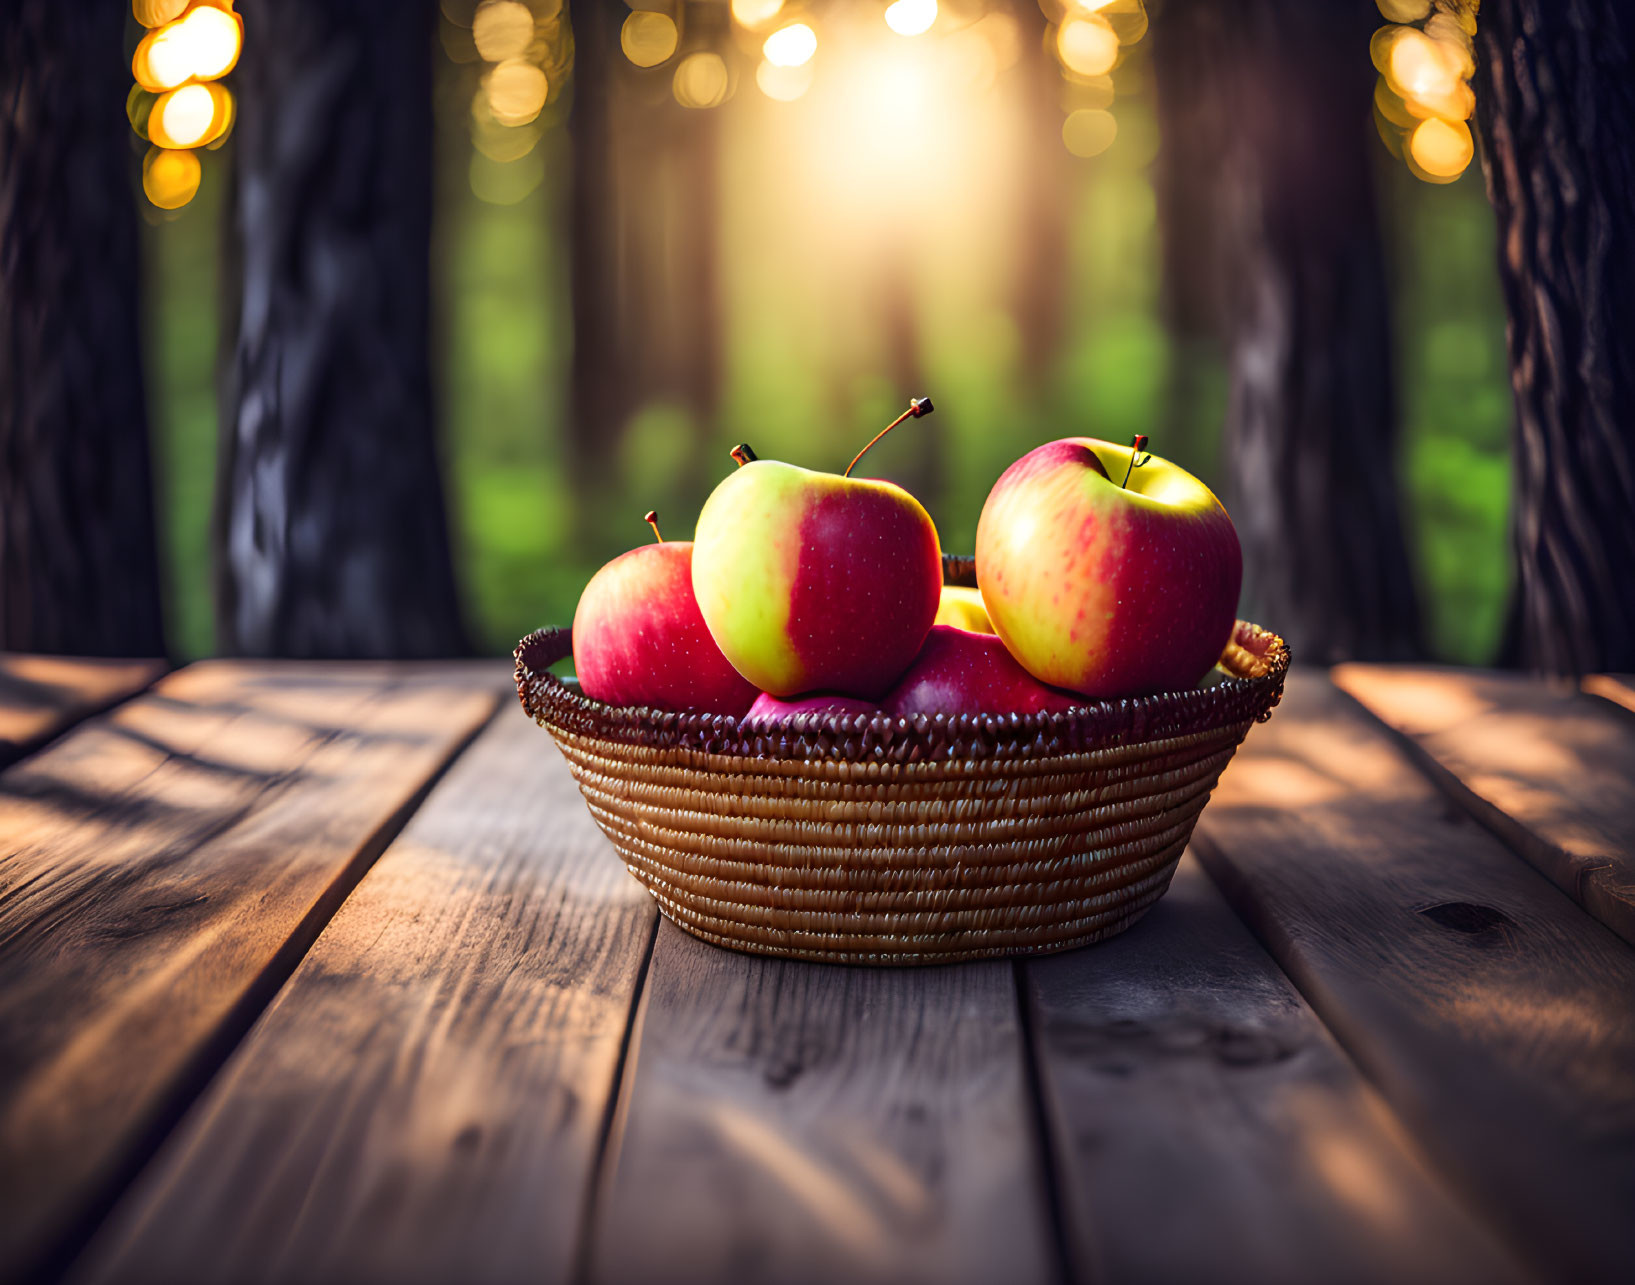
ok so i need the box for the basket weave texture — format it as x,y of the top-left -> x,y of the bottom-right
516,557 -> 1288,965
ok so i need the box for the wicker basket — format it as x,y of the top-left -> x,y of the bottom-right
516,556 -> 1288,965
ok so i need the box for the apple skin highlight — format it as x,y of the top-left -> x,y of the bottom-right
572,541 -> 758,715
883,625 -> 1082,719
691,460 -> 943,699
976,438 -> 1242,699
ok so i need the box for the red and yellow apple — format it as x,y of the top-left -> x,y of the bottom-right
933,585 -> 994,634
691,460 -> 943,699
975,438 -> 1241,698
882,625 -> 1081,719
573,540 -> 758,715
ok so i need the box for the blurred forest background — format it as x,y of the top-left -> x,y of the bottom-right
135,0 -> 1510,663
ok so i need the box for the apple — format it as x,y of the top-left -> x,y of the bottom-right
881,625 -> 1081,719
572,518 -> 758,715
743,692 -> 879,725
975,437 -> 1241,698
933,584 -> 994,634
690,402 -> 943,699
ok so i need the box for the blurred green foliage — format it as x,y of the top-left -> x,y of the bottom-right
1385,163 -> 1513,663
142,170 -> 219,660
144,68 -> 1511,665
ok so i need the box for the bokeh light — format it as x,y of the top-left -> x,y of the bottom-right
1377,0 -> 1433,22
621,11 -> 679,68
134,4 -> 243,92
1408,115 -> 1473,180
472,0 -> 534,62
130,2 -> 244,208
1062,106 -> 1117,157
673,51 -> 731,108
134,0 -> 190,25
763,23 -> 818,68
731,0 -> 784,30
885,0 -> 937,38
1373,0 -> 1481,182
1390,29 -> 1458,103
487,58 -> 548,126
1056,15 -> 1119,78
141,145 -> 201,209
149,82 -> 229,149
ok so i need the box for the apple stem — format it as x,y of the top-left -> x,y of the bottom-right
843,396 -> 934,479
644,510 -> 664,543
1121,434 -> 1150,488
729,443 -> 758,467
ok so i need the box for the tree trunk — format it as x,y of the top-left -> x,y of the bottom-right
1474,0 -> 1635,676
216,0 -> 468,657
0,1 -> 167,657
1153,0 -> 1423,664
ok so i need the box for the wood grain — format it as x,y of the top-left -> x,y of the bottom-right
0,655 -> 164,768
1195,670 -> 1635,1283
70,710 -> 654,1285
1333,664 -> 1635,947
1026,852 -> 1530,1285
590,922 -> 1056,1285
0,661 -> 505,1285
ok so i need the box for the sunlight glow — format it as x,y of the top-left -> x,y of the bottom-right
763,23 -> 818,68
757,58 -> 813,102
884,0 -> 937,38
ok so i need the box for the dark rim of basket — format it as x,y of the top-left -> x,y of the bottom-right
515,554 -> 1289,764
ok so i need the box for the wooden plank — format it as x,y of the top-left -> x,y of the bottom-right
1026,853 -> 1531,1285
0,661 -> 506,1285
68,712 -> 655,1285
590,923 -> 1056,1285
0,655 -> 165,768
1193,671 -> 1635,1284
1333,664 -> 1635,947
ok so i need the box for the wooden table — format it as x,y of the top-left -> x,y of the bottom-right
1,657 -> 1632,1285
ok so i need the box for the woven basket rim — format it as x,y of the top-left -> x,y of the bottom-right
516,555 -> 1289,764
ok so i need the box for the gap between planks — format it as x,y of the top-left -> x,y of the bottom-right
69,710 -> 656,1285
1193,669 -> 1635,1284
0,661 -> 509,1285
1332,663 -> 1635,949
